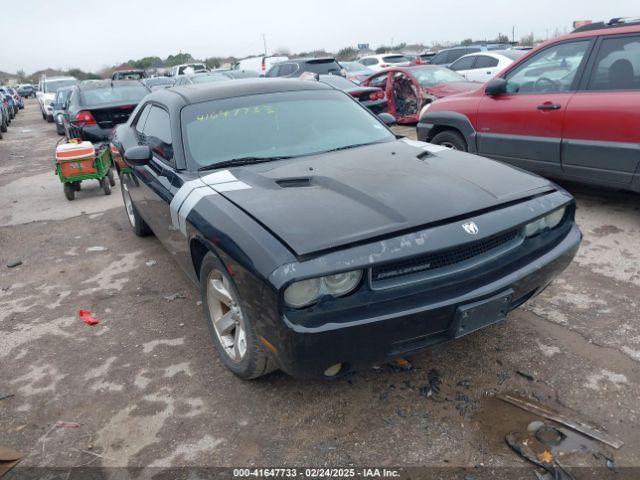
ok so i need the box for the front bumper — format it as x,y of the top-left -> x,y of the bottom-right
271,224 -> 581,378
416,121 -> 433,142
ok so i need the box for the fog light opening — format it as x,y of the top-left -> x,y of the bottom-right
324,363 -> 343,377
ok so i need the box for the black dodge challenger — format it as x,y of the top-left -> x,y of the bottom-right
112,79 -> 581,379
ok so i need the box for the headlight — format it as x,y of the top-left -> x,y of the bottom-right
284,270 -> 363,309
283,278 -> 321,309
524,207 -> 567,238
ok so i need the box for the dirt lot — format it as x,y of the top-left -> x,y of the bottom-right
1,100 -> 639,478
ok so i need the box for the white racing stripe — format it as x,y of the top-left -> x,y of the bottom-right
169,170 -> 252,236
402,138 -> 450,153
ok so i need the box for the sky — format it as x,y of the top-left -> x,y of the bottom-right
1,0 -> 636,74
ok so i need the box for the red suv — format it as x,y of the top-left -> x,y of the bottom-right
418,18 -> 640,193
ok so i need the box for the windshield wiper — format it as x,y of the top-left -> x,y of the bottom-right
198,156 -> 293,171
321,141 -> 385,154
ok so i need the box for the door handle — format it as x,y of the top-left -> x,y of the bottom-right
537,103 -> 561,111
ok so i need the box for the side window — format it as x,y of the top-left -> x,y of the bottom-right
504,40 -> 590,94
142,106 -> 173,163
475,56 -> 499,69
430,52 -> 448,65
361,58 -> 377,66
135,104 -> 152,135
278,63 -> 298,76
265,65 -> 279,77
450,56 -> 476,71
447,49 -> 469,63
587,35 -> 640,91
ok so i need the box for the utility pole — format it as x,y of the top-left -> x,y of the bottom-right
262,34 -> 267,56
512,26 -> 515,43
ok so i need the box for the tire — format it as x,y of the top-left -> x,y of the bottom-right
100,178 -> 111,195
120,176 -> 152,237
73,181 -> 82,192
1,120 -> 7,132
46,114 -> 54,123
63,183 -> 75,201
431,130 -> 468,151
42,110 -> 46,120
200,252 -> 277,379
107,168 -> 116,187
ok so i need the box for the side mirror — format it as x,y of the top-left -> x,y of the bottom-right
485,77 -> 507,96
124,145 -> 152,167
378,112 -> 397,127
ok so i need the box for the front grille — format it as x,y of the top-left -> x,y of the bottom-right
371,229 -> 521,286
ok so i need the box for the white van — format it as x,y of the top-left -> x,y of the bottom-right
234,55 -> 289,75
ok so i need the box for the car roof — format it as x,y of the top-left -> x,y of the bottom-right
78,80 -> 146,91
162,78 -> 332,104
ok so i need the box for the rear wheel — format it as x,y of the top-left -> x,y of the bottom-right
431,130 -> 467,151
1,120 -> 7,132
200,252 -> 277,379
120,176 -> 152,237
107,168 -> 116,187
100,178 -> 111,195
63,183 -> 75,201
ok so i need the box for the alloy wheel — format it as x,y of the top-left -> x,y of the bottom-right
207,270 -> 247,363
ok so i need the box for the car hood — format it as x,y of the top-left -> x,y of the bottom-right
425,81 -> 480,98
199,139 -> 554,256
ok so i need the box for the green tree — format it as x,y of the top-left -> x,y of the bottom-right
495,33 -> 510,43
460,38 -> 473,46
204,57 -> 222,69
337,46 -> 357,60
164,52 -> 195,66
519,33 -> 534,46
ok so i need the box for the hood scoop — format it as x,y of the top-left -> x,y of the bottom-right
275,177 -> 312,188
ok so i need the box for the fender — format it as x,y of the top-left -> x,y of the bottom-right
417,111 -> 478,153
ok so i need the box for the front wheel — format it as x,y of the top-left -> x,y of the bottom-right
431,130 -> 468,151
107,168 -> 116,187
100,178 -> 111,195
120,176 -> 152,237
63,183 -> 75,201
1,120 -> 7,132
200,253 -> 277,379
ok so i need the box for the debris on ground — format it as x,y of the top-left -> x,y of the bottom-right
419,369 -> 443,400
497,393 -> 623,449
516,370 -> 535,382
79,309 -> 99,326
145,260 -> 157,266
6,260 -> 22,268
55,421 -> 80,429
85,246 -> 108,252
0,394 -> 14,401
387,358 -> 412,372
163,293 -> 186,301
0,446 -> 22,477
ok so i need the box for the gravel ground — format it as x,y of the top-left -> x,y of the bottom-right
0,100 -> 639,478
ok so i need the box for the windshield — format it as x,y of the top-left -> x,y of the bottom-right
182,90 -> 394,168
81,85 -> 149,107
342,62 -> 367,72
144,77 -> 173,86
191,74 -> 228,84
44,79 -> 76,93
383,55 -> 409,64
411,66 -> 467,86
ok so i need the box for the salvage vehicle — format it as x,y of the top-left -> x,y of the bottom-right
316,74 -> 387,113
142,76 -> 175,90
0,89 -> 17,119
51,86 -> 74,135
265,58 -> 344,77
17,84 -> 35,98
112,78 -> 581,379
37,76 -> 77,122
359,54 -> 411,71
340,61 -> 374,84
112,69 -> 147,80
418,17 -> 640,193
173,73 -> 229,86
429,43 -> 513,67
63,80 -> 150,143
362,66 -> 479,123
234,55 -> 289,75
170,63 -> 208,77
449,50 -> 525,82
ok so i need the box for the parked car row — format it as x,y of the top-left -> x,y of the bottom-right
0,85 -> 24,139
